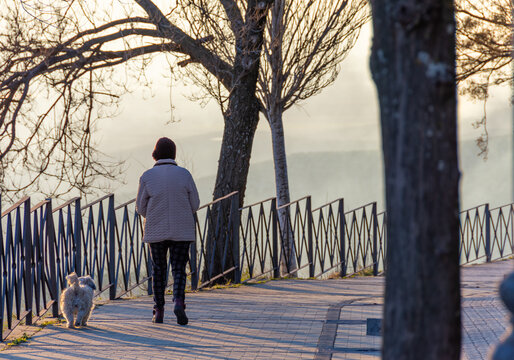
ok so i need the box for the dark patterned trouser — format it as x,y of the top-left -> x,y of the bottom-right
149,240 -> 191,309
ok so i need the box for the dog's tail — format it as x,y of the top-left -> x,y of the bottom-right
66,272 -> 79,287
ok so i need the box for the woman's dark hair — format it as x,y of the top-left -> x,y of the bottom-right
152,137 -> 176,160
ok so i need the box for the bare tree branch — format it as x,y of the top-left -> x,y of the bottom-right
134,0 -> 233,89
0,0 -> 275,205
220,0 -> 244,39
455,0 -> 512,157
259,0 -> 369,112
456,0 -> 512,92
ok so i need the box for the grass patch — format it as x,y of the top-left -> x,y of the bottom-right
197,275 -> 325,291
40,319 -> 63,328
198,281 -> 245,292
347,267 -> 375,278
6,333 -> 30,347
210,281 -> 245,290
326,272 -> 343,280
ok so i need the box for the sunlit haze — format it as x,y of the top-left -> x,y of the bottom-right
61,23 -> 514,211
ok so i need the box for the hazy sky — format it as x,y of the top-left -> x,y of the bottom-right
94,23 -> 512,209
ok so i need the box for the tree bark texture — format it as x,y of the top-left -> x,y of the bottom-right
213,0 -> 273,205
201,90 -> 260,284
212,89 -> 260,205
204,0 -> 273,284
369,1 -> 461,359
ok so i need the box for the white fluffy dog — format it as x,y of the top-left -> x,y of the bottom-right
60,272 -> 96,328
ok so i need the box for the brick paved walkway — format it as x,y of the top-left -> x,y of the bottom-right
460,260 -> 512,360
1,260 -> 512,359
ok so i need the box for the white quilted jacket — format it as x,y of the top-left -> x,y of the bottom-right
136,159 -> 200,243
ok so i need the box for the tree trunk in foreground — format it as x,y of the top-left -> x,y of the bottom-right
268,108 -> 298,275
369,1 -> 461,359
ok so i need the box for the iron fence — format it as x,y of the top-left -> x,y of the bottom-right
1,197 -> 58,340
377,211 -> 387,272
239,197 -> 278,281
2,192 -> 513,341
459,203 -> 489,264
312,198 -> 344,278
194,191 -> 240,288
489,204 -> 514,262
277,196 -> 314,278
459,203 -> 514,265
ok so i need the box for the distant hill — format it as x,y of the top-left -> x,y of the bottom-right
196,150 -> 384,211
110,133 -> 510,213
196,134 -> 510,212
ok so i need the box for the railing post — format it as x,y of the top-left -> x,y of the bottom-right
45,200 -> 59,317
339,199 -> 346,277
307,196 -> 314,278
232,193 -> 241,284
74,198 -> 82,276
23,198 -> 33,325
147,251 -> 153,296
372,202 -> 378,276
108,195 -> 116,300
271,198 -> 279,278
383,212 -> 387,272
190,228 -> 198,291
485,203 -> 491,262
0,195 -> 2,340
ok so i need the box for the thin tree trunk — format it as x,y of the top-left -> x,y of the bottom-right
268,108 -> 298,276
369,1 -> 461,359
266,0 -> 297,276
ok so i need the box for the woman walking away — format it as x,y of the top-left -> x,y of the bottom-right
136,137 -> 200,325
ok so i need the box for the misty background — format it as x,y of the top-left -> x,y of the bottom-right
85,24 -> 511,212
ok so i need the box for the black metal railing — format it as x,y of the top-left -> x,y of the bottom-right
343,202 -> 380,276
312,198 -> 344,278
111,198 -> 151,298
277,196 -> 313,278
2,192 -> 513,341
459,203 -> 489,264
376,211 -> 387,272
1,197 -> 58,340
239,197 -> 278,282
194,191 -> 240,288
459,203 -> 514,265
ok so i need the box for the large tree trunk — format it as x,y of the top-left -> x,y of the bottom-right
202,0 -> 273,285
369,1 -> 461,359
268,108 -> 298,275
200,89 -> 260,285
213,94 -> 260,204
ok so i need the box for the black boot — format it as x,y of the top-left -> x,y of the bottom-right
153,307 -> 164,323
174,299 -> 188,326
